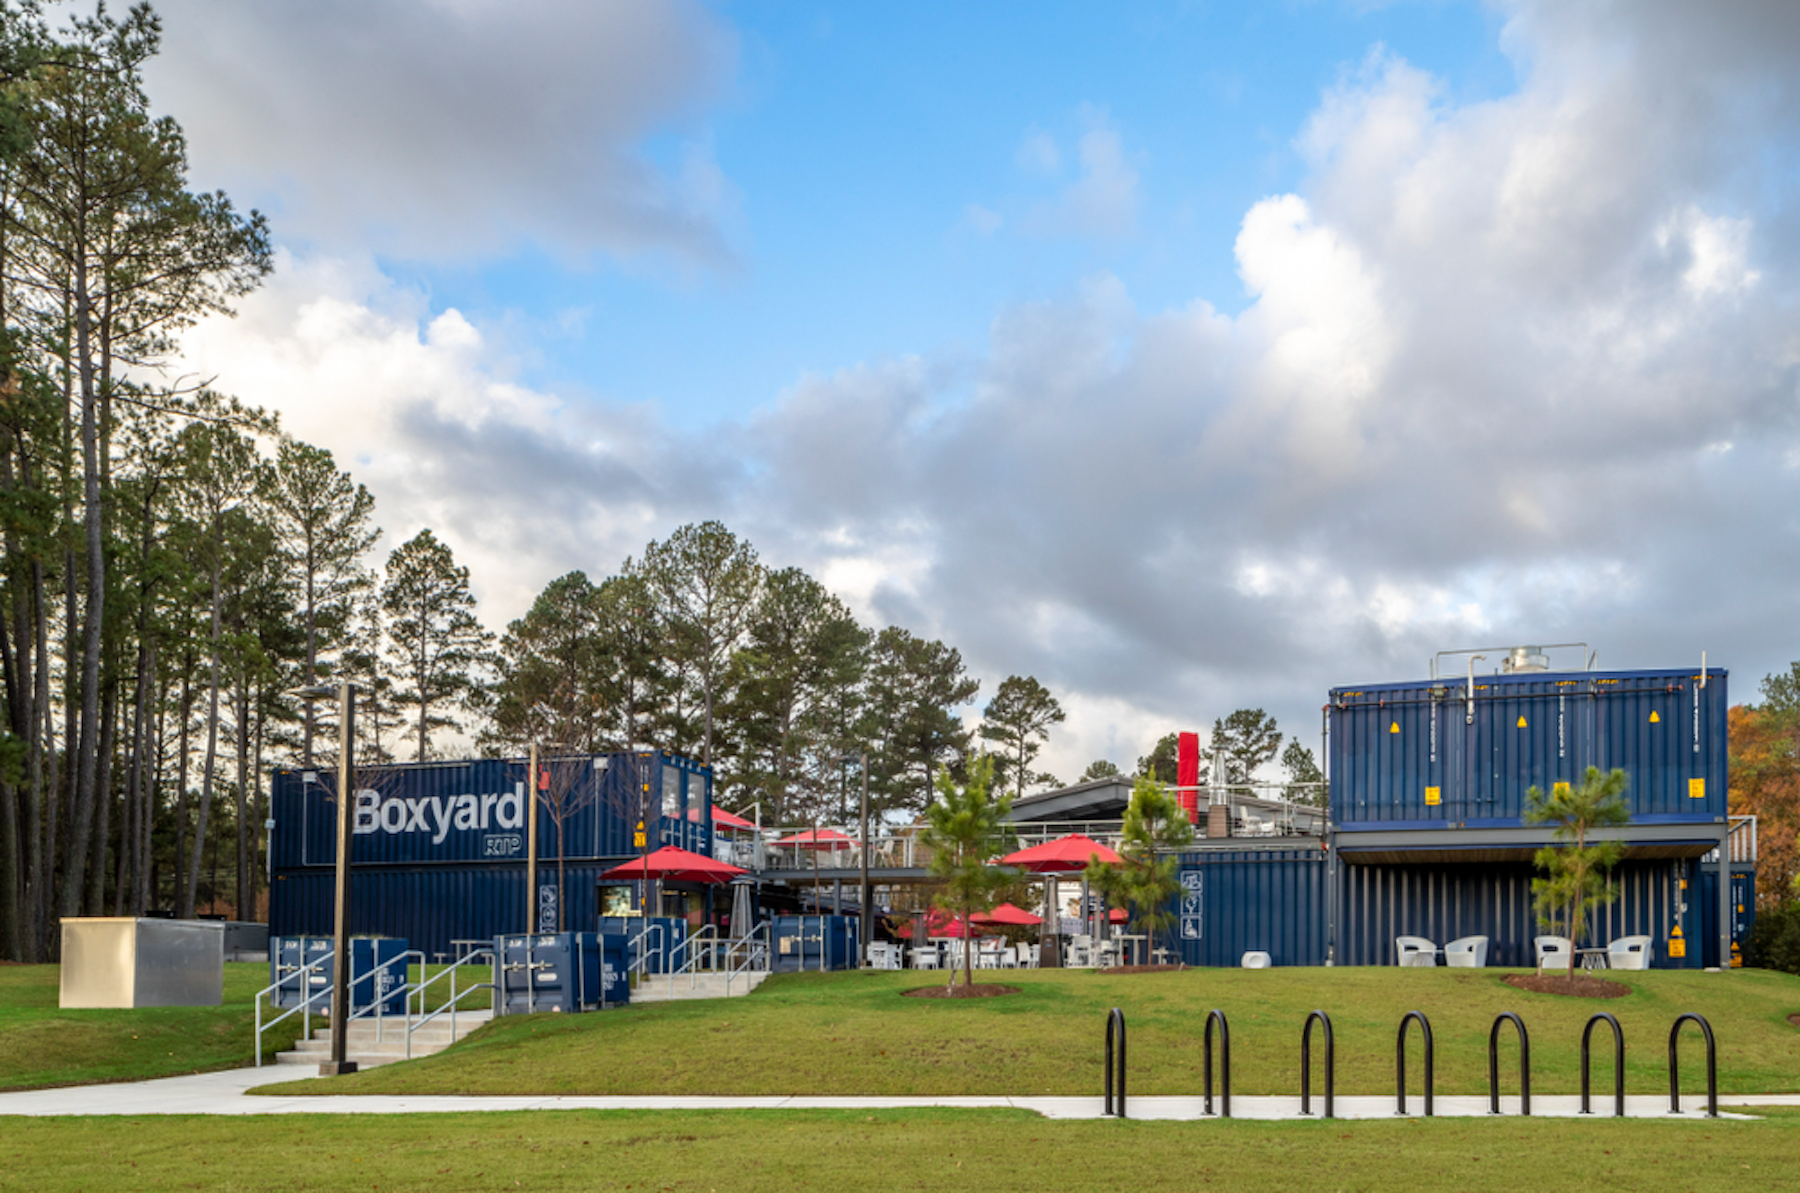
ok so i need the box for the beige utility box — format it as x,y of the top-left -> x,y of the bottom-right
59,917 -> 225,1008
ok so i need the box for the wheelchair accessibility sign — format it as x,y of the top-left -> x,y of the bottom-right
1179,870 -> 1202,940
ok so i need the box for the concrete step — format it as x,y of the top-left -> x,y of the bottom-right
631,970 -> 770,1002
272,1009 -> 493,1069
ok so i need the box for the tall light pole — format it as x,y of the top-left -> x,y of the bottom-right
289,681 -> 357,1076
841,751 -> 870,966
524,732 -> 571,935
527,738 -> 542,935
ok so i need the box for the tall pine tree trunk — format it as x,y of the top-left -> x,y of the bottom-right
234,663 -> 249,920
184,548 -> 224,919
62,249 -> 106,918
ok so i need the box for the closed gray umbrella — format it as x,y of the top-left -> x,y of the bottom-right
729,880 -> 754,939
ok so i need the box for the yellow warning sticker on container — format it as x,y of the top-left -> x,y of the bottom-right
1517,715 -> 1528,728
1689,778 -> 1705,799
1669,937 -> 1687,958
1390,721 -> 1400,734
1425,786 -> 1441,806
1650,710 -> 1661,723
1553,781 -> 1570,796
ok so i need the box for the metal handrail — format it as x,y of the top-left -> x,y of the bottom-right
1488,1012 -> 1531,1116
675,924 -> 721,988
723,922 -> 771,997
346,948 -> 423,1048
253,953 -> 334,1067
1103,1007 -> 1127,1118
408,948 -> 496,1058
627,922 -> 668,1002
1301,1010 -> 1334,1118
1396,1010 -> 1434,1117
251,946 -> 417,1066
1668,1013 -> 1718,1117
1581,1012 -> 1625,1117
1202,1008 -> 1231,1118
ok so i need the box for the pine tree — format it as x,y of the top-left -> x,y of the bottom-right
1526,766 -> 1630,980
262,439 -> 377,766
978,674 -> 1065,801
381,529 -> 492,761
919,754 -> 1014,989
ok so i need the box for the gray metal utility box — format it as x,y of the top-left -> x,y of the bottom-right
59,917 -> 224,1008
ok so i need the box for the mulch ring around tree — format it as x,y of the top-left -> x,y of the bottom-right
1786,1013 -> 1800,1029
1097,964 -> 1188,975
1503,972 -> 1631,998
902,983 -> 1021,999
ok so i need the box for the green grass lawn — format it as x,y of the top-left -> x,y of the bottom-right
258,966 -> 1800,1099
0,959 -> 488,1091
0,962 -> 305,1091
7,1107 -> 1800,1193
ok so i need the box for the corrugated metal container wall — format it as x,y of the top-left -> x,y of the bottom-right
1334,858 -> 1733,968
1169,848 -> 1327,967
271,752 -> 711,870
269,751 -> 713,960
1329,668 -> 1727,827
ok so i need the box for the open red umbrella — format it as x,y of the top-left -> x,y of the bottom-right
773,827 -> 859,849
1108,907 -> 1129,924
981,901 -> 1043,927
924,909 -> 990,938
599,845 -> 747,885
999,833 -> 1122,874
688,805 -> 758,832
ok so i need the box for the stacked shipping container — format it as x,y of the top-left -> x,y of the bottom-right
268,752 -> 712,959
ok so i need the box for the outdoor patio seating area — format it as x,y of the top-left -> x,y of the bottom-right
1385,932 -> 1653,970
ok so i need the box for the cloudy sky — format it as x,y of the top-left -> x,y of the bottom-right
133,0 -> 1800,781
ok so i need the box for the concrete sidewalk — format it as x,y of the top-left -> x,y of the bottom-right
4,1068 -> 1799,1120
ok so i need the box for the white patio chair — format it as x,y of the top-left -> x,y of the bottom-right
1395,935 -> 1438,967
1445,935 -> 1489,968
1240,951 -> 1272,969
1024,943 -> 1041,968
911,946 -> 939,970
1607,935 -> 1653,970
1534,935 -> 1573,972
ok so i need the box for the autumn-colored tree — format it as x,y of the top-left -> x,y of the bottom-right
1729,701 -> 1800,908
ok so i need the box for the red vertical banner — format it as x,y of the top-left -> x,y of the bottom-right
1176,731 -> 1201,824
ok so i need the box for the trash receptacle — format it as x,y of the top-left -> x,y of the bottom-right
269,936 -> 408,1015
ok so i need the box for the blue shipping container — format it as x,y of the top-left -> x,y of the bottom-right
1161,848 -> 1751,968
1333,857 -> 1752,968
1329,667 -> 1727,827
1171,847 -> 1329,968
269,751 -> 714,961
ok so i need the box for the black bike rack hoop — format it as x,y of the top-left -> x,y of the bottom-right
1202,1008 -> 1231,1118
1104,1007 -> 1127,1118
1581,1012 -> 1625,1117
1487,1012 -> 1531,1116
1396,1010 -> 1434,1117
1301,1010 -> 1334,1119
1667,1012 -> 1717,1118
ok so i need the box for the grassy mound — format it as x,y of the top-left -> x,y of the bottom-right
258,965 -> 1800,1098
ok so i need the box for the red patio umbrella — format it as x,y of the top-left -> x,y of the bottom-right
924,909 -> 990,938
981,901 -> 1043,927
773,827 -> 859,849
688,805 -> 758,832
1108,907 -> 1129,924
598,845 -> 747,885
999,833 -> 1122,873
998,834 -> 1122,971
